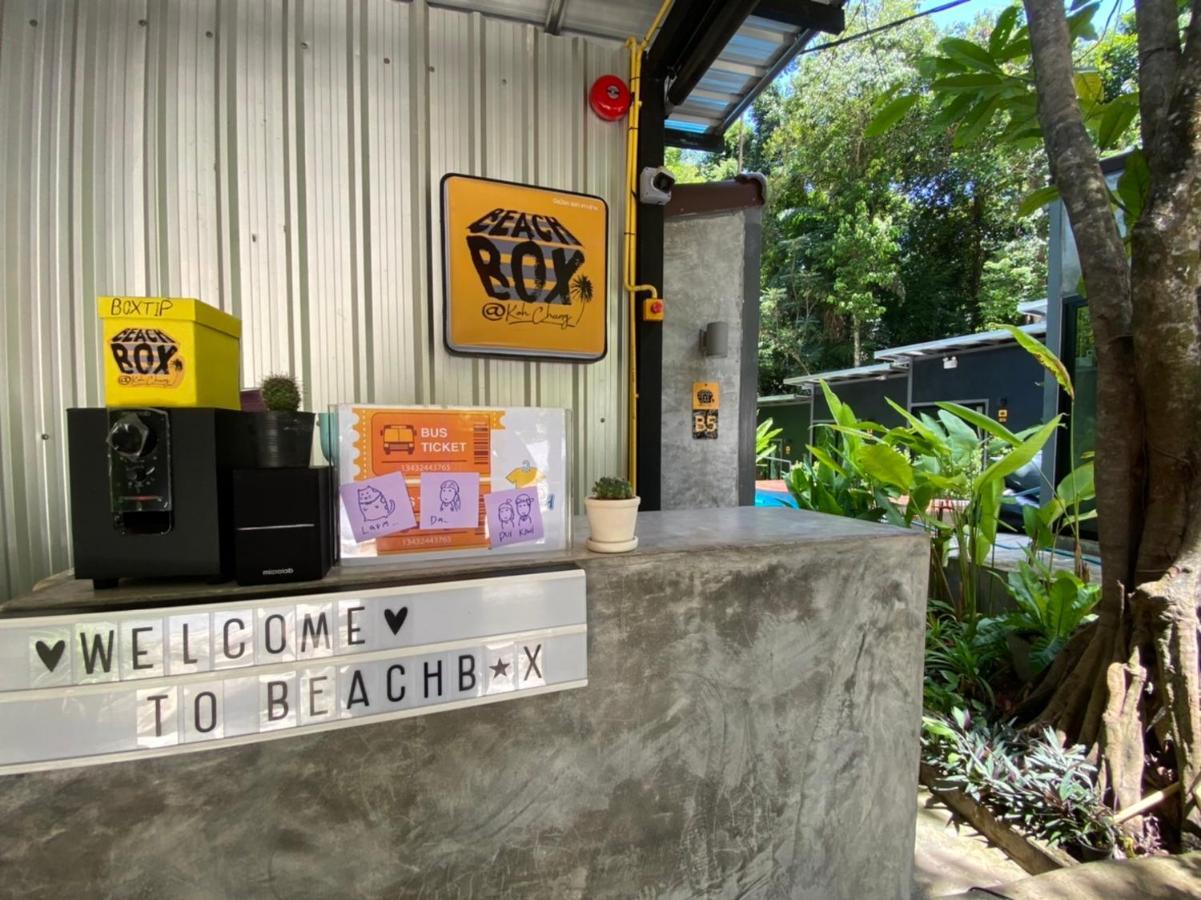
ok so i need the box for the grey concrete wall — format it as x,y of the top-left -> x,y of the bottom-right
0,509 -> 928,899
661,210 -> 754,510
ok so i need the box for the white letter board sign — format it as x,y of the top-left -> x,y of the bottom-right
0,570 -> 586,774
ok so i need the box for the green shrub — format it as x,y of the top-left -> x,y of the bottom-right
923,708 -> 1117,855
784,383 -> 903,522
978,563 -> 1100,676
923,599 -> 1003,715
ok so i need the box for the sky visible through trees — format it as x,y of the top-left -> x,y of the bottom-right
666,0 -> 1135,393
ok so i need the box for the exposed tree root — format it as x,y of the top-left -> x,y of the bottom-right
1143,567 -> 1201,848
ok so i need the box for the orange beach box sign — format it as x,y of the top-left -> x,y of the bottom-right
441,174 -> 608,361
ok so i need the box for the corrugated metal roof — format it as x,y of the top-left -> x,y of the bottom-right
1017,298 -> 1048,319
783,362 -> 903,387
873,323 -> 1047,363
431,1 -> 840,147
758,393 -> 803,404
666,12 -> 805,141
432,0 -> 659,41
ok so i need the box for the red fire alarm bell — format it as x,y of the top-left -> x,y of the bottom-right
642,298 -> 665,321
590,75 -> 631,121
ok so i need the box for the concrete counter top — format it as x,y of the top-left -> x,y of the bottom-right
0,506 -> 929,898
2,506 -> 918,616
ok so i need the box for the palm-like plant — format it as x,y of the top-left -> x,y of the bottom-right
570,274 -> 594,303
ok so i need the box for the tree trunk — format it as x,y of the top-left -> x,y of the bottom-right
852,316 -> 861,366
1022,0 -> 1201,845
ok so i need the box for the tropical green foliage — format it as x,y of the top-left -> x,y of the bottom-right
981,564 -> 1100,677
924,600 -> 1004,715
869,1 -> 1146,221
666,1 -> 1050,391
923,709 -> 1117,853
784,384 -> 899,521
755,417 -> 783,465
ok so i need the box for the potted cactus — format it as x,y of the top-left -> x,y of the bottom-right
584,476 -> 640,553
250,374 -> 315,467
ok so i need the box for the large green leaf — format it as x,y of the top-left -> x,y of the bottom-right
1022,503 -> 1053,548
886,398 -> 942,445
1066,2 -> 1101,41
819,380 -> 855,429
1097,94 -> 1138,150
855,442 -> 915,491
997,324 -> 1074,399
933,91 -> 977,128
995,35 -> 1031,63
806,444 -> 847,478
939,37 -> 1001,72
1045,573 -> 1082,639
931,73 -> 1009,93
972,477 -> 1004,566
1116,148 -> 1149,224
1017,184 -> 1060,218
1073,71 -> 1104,106
875,489 -> 908,527
989,6 -> 1020,55
866,93 -> 920,137
1056,461 -> 1095,506
937,408 -> 981,456
936,402 -> 1021,447
974,416 -> 1060,491
954,96 -> 1001,148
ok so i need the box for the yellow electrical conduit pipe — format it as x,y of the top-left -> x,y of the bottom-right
623,0 -> 674,495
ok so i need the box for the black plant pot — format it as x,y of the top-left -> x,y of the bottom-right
250,411 -> 316,468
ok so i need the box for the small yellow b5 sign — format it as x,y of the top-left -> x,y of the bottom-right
441,174 -> 608,361
97,297 -> 241,409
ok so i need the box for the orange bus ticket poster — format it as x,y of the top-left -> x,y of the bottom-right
337,403 -> 571,563
348,408 -> 502,554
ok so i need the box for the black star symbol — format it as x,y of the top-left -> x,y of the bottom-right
489,658 -> 510,678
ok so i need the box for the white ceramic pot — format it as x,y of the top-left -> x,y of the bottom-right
584,496 -> 640,544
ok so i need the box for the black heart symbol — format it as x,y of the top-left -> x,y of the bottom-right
35,639 -> 65,672
384,607 -> 408,636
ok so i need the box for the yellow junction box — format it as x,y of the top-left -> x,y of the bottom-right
98,297 -> 242,409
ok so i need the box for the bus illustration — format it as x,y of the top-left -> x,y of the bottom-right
380,423 -> 417,454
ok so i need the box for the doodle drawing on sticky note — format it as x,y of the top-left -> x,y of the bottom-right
419,472 -> 480,530
486,488 -> 544,547
339,472 -> 417,542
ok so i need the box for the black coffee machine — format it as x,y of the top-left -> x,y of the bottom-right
67,407 -> 256,588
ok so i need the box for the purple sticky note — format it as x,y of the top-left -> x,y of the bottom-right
419,472 -> 480,530
340,472 -> 417,542
485,488 -> 544,547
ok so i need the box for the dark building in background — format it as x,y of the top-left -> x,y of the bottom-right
766,309 -> 1048,454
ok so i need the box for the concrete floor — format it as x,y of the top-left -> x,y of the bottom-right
913,787 -> 1028,898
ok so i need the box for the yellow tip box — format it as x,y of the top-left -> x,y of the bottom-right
98,297 -> 242,409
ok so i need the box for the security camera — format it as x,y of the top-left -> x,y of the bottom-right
639,166 -> 675,205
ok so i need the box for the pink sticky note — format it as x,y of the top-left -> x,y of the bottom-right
485,488 -> 544,547
340,472 -> 417,542
419,472 -> 480,530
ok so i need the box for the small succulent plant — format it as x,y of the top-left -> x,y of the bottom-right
260,374 -> 302,412
592,476 -> 634,500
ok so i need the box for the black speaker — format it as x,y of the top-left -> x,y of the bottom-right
232,468 -> 335,585
67,408 -> 257,588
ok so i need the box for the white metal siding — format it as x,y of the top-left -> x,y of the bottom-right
0,0 -> 629,600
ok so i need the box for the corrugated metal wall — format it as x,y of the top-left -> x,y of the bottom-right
0,0 -> 629,600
